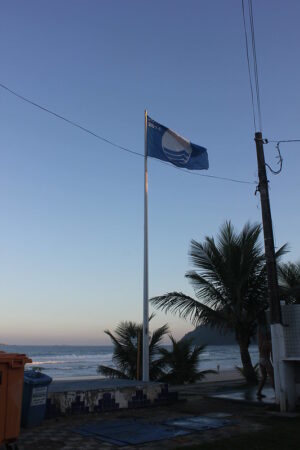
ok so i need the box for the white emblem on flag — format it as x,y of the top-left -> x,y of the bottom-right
162,129 -> 192,166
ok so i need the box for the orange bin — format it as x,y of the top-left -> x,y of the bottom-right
0,352 -> 32,445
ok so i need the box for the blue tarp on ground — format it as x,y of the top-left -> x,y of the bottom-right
72,419 -> 190,446
164,416 -> 233,431
72,416 -> 233,446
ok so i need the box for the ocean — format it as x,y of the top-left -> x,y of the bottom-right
0,344 -> 259,379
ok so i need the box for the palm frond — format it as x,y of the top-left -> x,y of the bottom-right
151,221 -> 288,383
150,323 -> 169,355
185,271 -> 227,307
101,319 -> 169,381
150,292 -> 203,325
278,260 -> 300,304
275,243 -> 289,260
235,363 -> 259,380
158,336 -> 213,384
97,365 -> 129,379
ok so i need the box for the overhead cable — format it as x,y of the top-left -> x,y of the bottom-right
0,82 -> 142,159
241,0 -> 257,131
248,0 -> 263,132
0,81 -> 255,185
241,0 -> 263,133
267,139 -> 300,144
264,139 -> 300,175
265,142 -> 283,175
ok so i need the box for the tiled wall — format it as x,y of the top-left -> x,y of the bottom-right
282,305 -> 300,357
46,383 -> 177,418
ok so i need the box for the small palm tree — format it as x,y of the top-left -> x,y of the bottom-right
236,363 -> 260,380
159,336 -> 214,384
278,261 -> 300,304
151,221 -> 287,383
98,320 -> 169,381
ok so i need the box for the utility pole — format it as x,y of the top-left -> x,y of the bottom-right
255,131 -> 282,324
255,131 -> 288,411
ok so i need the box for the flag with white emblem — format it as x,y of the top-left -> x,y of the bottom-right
147,116 -> 208,170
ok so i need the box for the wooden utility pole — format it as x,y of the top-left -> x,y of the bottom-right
255,131 -> 282,324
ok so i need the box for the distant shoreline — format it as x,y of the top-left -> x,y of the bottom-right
52,368 -> 244,383
201,368 -> 244,383
1,344 -> 258,379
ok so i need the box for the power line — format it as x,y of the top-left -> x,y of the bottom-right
0,82 -> 143,159
267,139 -> 300,144
248,0 -> 263,132
264,139 -> 300,176
160,162 -> 255,184
265,142 -> 283,175
241,0 -> 263,132
241,0 -> 257,131
0,81 -> 255,185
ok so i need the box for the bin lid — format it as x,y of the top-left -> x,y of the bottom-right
0,352 -> 32,366
24,370 -> 52,385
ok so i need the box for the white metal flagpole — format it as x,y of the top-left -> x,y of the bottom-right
142,109 -> 149,382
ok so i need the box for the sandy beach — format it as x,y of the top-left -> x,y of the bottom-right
52,368 -> 243,383
201,368 -> 243,383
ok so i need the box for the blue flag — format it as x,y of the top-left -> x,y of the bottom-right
147,116 -> 208,170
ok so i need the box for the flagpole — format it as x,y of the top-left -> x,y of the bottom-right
143,109 -> 149,382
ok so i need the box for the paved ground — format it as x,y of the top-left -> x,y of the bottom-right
208,384 -> 275,404
17,380 -> 278,450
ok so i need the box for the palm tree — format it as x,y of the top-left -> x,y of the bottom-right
151,221 -> 287,383
98,320 -> 169,381
278,261 -> 300,304
159,336 -> 214,384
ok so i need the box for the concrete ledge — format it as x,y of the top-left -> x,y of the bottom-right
46,379 -> 177,417
49,378 -> 157,393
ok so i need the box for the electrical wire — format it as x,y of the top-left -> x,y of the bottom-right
0,81 -> 255,185
0,82 -> 142,159
265,142 -> 283,175
267,139 -> 300,144
160,162 -> 255,184
248,0 -> 263,132
241,0 -> 263,132
241,0 -> 257,132
264,139 -> 300,175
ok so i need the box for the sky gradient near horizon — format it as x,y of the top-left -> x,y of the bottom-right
0,0 -> 300,345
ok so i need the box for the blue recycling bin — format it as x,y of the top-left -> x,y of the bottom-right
21,371 -> 52,428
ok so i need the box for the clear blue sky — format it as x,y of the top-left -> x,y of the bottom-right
0,0 -> 299,345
